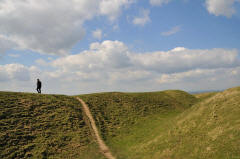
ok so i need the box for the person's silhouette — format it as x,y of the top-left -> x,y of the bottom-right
36,79 -> 42,94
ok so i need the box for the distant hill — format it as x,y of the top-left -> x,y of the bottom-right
189,90 -> 221,94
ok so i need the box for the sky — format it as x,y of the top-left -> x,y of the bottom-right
0,0 -> 240,95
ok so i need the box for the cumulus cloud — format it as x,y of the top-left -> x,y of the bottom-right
132,48 -> 239,74
0,0 -> 97,55
205,0 -> 239,17
99,0 -> 134,21
92,29 -> 103,40
0,64 -> 32,82
0,0 -> 134,55
35,58 -> 48,66
156,67 -> 240,91
0,63 -> 43,92
132,9 -> 151,26
1,40 -> 240,94
49,40 -> 240,93
161,26 -> 181,36
52,41 -> 240,74
0,35 -> 17,56
150,0 -> 171,6
157,69 -> 216,84
52,40 -> 131,72
149,0 -> 239,17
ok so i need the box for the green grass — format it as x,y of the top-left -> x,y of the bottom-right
79,90 -> 197,140
79,90 -> 197,158
193,92 -> 218,101
80,88 -> 240,159
1,87 -> 240,159
0,92 -> 103,159
108,111 -> 179,159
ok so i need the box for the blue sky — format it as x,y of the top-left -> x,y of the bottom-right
0,0 -> 240,94
82,0 -> 240,51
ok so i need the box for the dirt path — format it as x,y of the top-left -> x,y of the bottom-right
76,97 -> 116,159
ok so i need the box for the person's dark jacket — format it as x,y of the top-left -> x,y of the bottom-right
37,81 -> 42,89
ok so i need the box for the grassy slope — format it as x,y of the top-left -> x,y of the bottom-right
1,87 -> 239,159
79,90 -> 197,158
193,92 -> 218,101
126,88 -> 240,158
0,92 -> 103,159
80,88 -> 240,159
157,87 -> 240,159
122,87 -> 240,159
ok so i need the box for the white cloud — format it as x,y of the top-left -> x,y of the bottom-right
132,9 -> 151,26
0,64 -> 31,82
1,40 -> 240,94
52,41 -> 240,75
157,69 -> 216,84
171,47 -> 186,52
8,54 -> 20,58
149,0 -> 239,17
231,70 -> 238,75
0,0 -> 134,55
48,40 -> 240,94
161,26 -> 181,36
156,67 -> 240,91
0,0 -> 98,55
0,63 -> 42,92
92,29 -> 103,40
0,35 -> 17,55
205,0 -> 239,17
150,0 -> 171,6
132,48 -> 239,73
35,58 -> 48,66
99,0 -> 134,21
52,40 -> 131,72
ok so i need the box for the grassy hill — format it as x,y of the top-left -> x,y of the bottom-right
79,90 -> 198,158
79,90 -> 197,140
0,92 -> 103,159
1,87 -> 239,159
79,88 -> 240,159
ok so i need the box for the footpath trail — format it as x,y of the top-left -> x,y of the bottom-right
76,97 -> 116,159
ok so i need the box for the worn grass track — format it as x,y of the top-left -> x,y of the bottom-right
76,97 -> 116,159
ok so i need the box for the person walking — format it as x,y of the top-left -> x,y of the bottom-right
36,79 -> 42,94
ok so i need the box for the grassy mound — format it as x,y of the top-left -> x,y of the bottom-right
93,87 -> 239,159
155,87 -> 240,159
79,91 -> 197,147
2,87 -> 239,159
0,92 -> 103,159
80,88 -> 240,159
